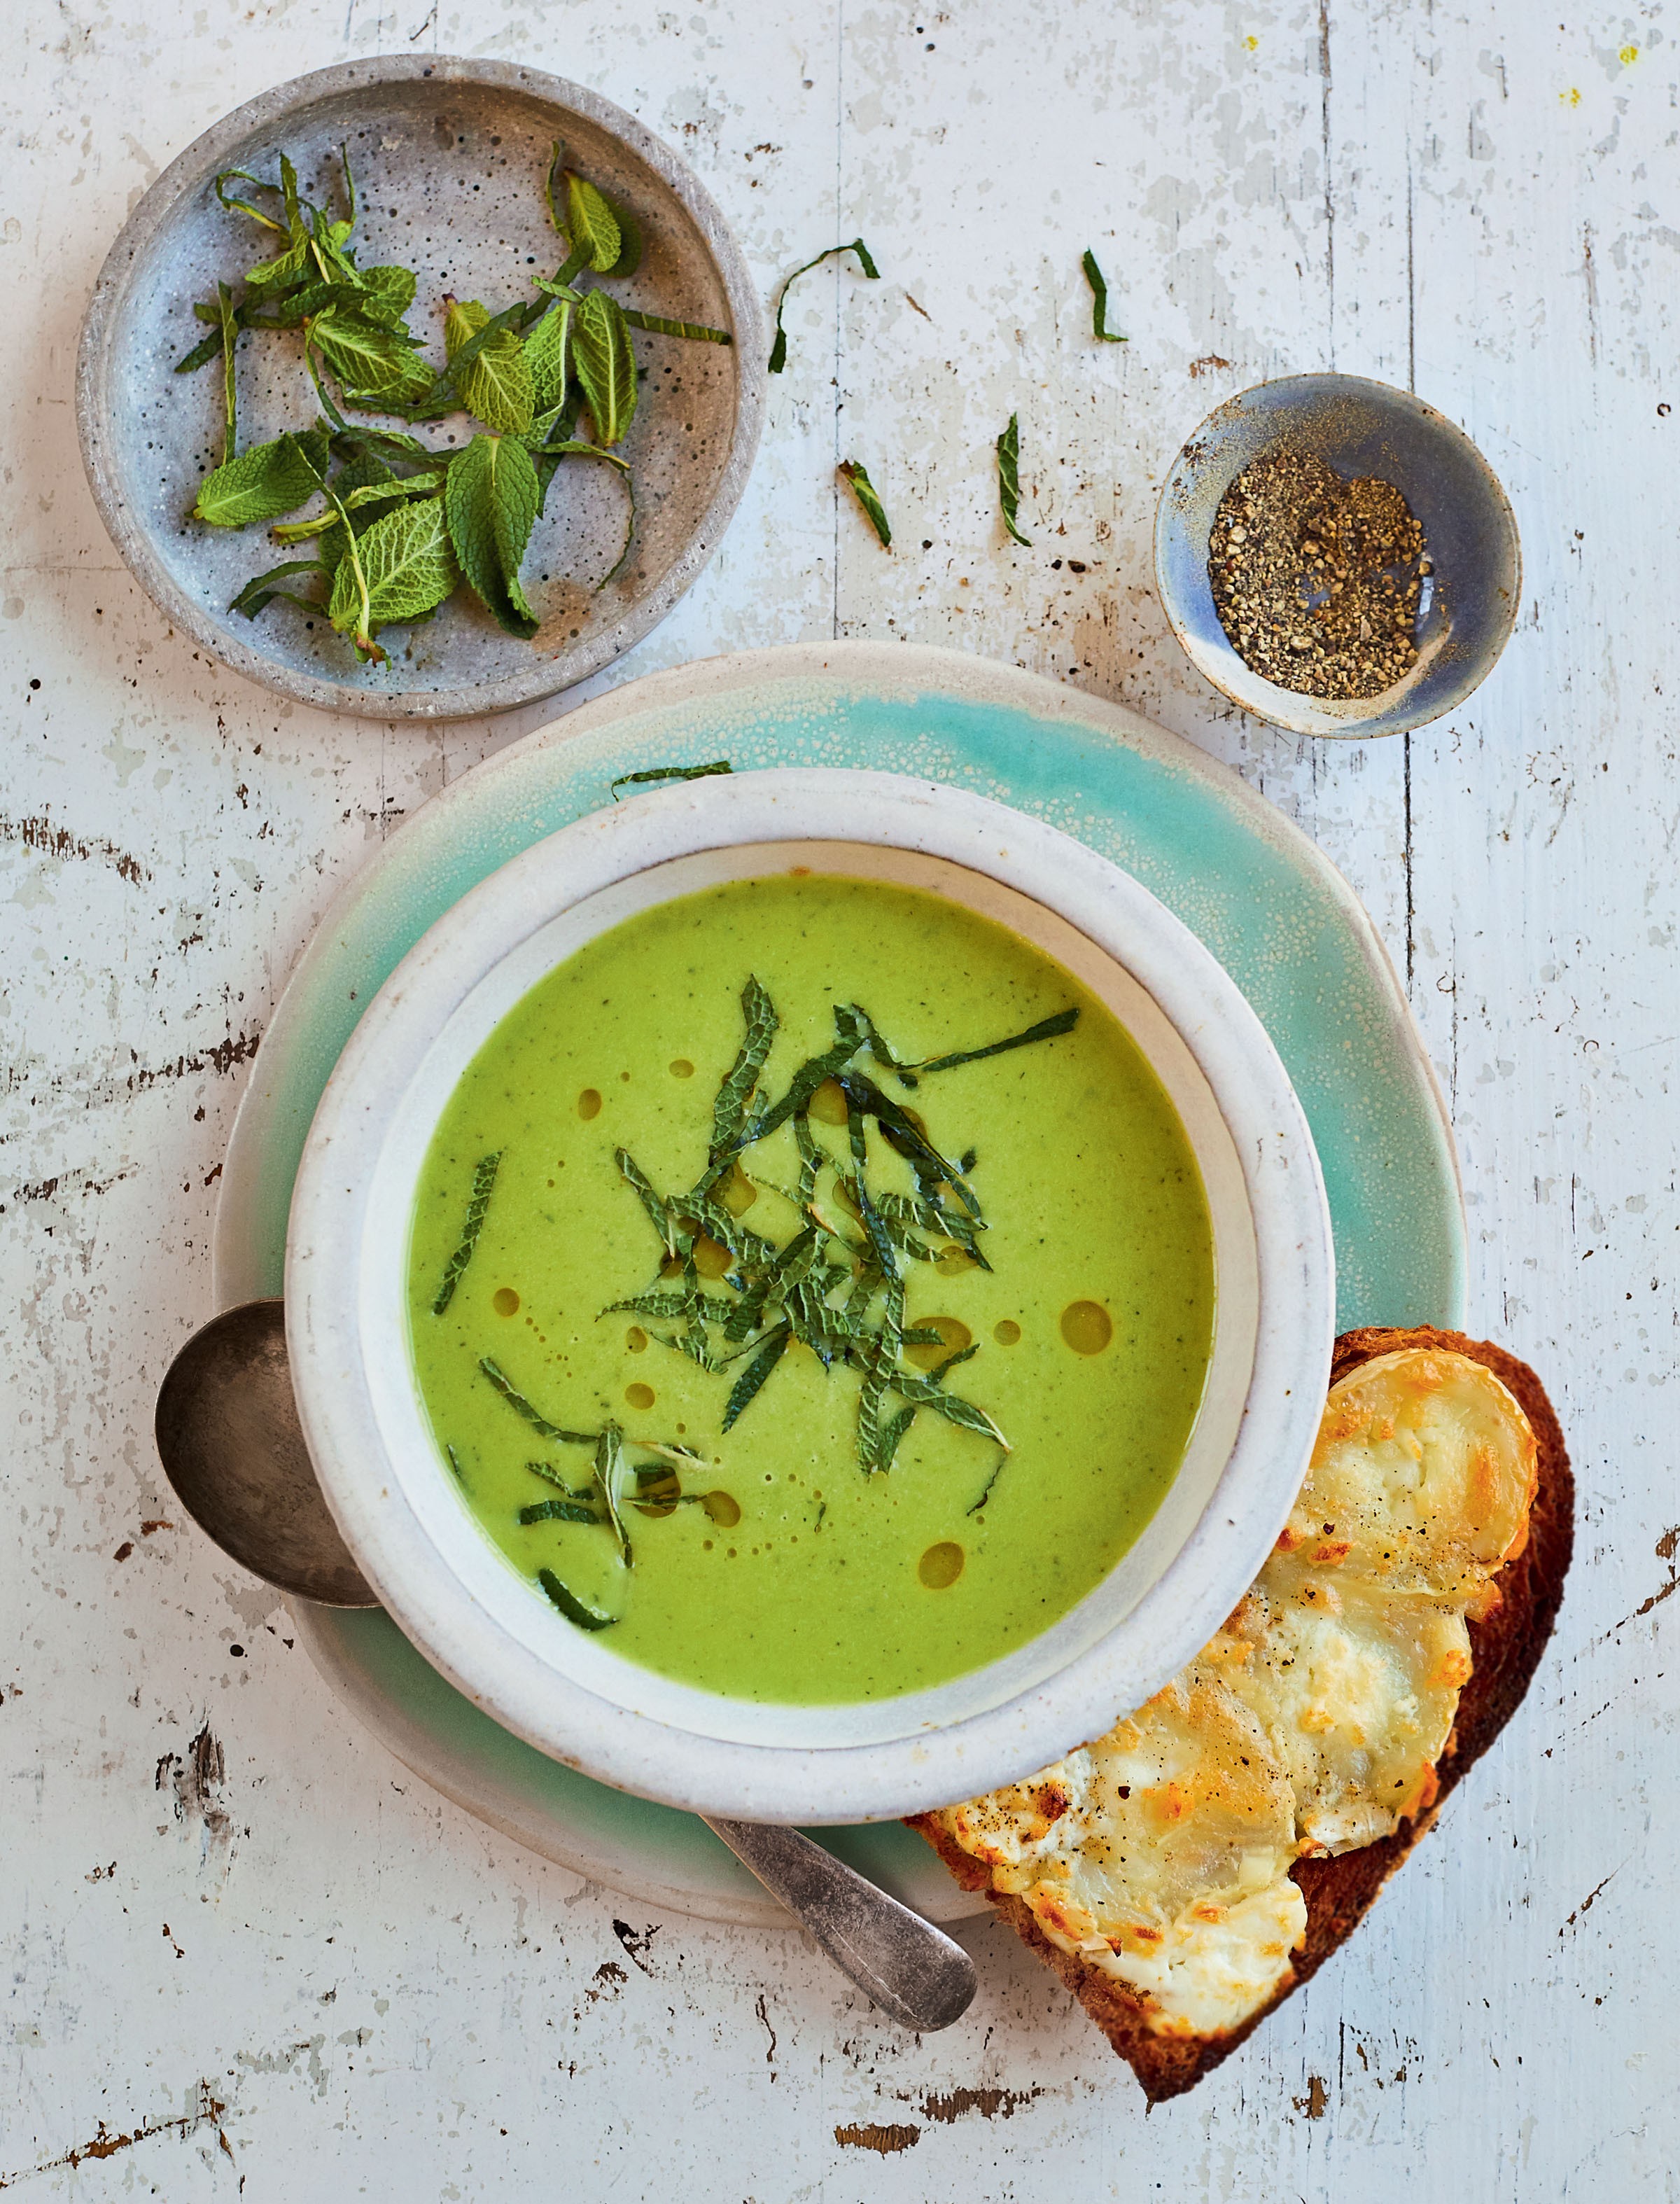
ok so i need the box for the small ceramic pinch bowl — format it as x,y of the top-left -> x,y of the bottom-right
287,769 -> 1334,1822
1155,372 -> 1520,739
76,57 -> 764,720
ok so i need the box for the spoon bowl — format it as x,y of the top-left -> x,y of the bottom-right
154,1299 -> 378,1607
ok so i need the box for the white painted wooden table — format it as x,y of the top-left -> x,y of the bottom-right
4,3 -> 1674,2195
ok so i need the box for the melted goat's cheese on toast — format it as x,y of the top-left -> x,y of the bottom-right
930,1348 -> 1539,2037
944,1674 -> 1306,2039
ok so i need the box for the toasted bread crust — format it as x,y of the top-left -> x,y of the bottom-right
909,1327 -> 1574,2102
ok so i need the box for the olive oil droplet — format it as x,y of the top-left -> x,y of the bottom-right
808,1077 -> 849,1126
493,1287 -> 520,1317
918,1542 -> 965,1589
692,1235 -> 732,1279
577,1088 -> 602,1120
1060,1299 -> 1113,1355
625,1382 -> 655,1411
993,1319 -> 1022,1346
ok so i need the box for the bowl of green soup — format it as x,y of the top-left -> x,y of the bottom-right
288,769 -> 1334,1821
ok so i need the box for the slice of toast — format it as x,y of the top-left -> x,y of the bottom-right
909,1327 -> 1574,2102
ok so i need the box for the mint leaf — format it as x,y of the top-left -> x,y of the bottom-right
358,265 -> 418,325
572,288 -> 636,447
312,306 -> 425,400
216,281 -> 239,466
192,428 -> 330,527
608,199 -> 645,279
272,468 -> 447,545
523,296 -> 573,417
458,330 -> 534,435
530,436 -> 632,578
174,319 -> 230,375
243,234 -> 310,300
331,424 -> 439,470
441,298 -> 536,432
769,239 -> 880,373
347,352 -> 442,414
838,459 -> 891,548
564,170 -> 622,272
214,165 -> 289,234
444,297 -> 490,360
230,557 -> 328,619
445,433 -> 541,639
328,494 -> 456,653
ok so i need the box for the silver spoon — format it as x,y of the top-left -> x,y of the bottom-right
155,1300 -> 978,2032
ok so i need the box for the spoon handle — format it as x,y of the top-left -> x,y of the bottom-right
701,1814 -> 977,2031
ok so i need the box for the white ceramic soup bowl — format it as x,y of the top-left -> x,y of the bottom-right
288,769 -> 1334,1822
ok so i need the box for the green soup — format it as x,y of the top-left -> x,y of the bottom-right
407,874 -> 1214,1703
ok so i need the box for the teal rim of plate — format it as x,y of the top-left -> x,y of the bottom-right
214,643 -> 1465,1897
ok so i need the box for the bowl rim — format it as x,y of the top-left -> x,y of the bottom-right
1153,370 -> 1522,741
286,767 -> 1336,1822
74,53 -> 766,723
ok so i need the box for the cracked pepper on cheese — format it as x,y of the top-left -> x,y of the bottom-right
928,1347 -> 1539,2038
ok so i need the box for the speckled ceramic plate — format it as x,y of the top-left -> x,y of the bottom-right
76,57 -> 764,720
214,641 -> 1466,1926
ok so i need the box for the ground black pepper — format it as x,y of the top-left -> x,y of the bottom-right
1208,447 -> 1431,699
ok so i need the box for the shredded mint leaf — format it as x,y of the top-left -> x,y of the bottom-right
519,1497 -> 603,1526
876,1402 -> 917,1474
966,1458 -> 1005,1514
593,1424 -> 634,1564
192,428 -> 330,527
722,1324 -> 791,1432
537,1568 -> 617,1630
445,433 -> 542,640
432,1150 -> 503,1314
904,1006 -> 1079,1080
997,411 -> 1030,547
710,975 -> 779,1157
1082,249 -> 1128,343
620,307 -> 732,346
572,288 -> 637,447
327,493 -> 457,655
609,760 -> 734,800
479,1358 -> 598,1446
769,238 -> 880,373
837,460 -> 891,548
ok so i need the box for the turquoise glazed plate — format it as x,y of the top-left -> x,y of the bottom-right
215,641 -> 1465,1925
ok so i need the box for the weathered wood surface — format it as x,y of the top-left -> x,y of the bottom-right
2,1 -> 1674,2194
